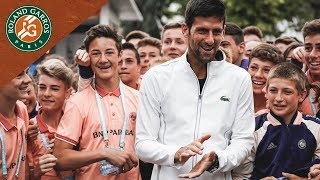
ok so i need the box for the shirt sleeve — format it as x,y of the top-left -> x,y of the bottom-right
135,71 -> 181,167
215,73 -> 255,172
56,100 -> 84,146
77,76 -> 93,92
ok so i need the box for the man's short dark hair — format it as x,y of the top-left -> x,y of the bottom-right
83,24 -> 122,53
225,22 -> 244,45
122,42 -> 140,64
161,22 -> 182,41
125,30 -> 150,42
185,0 -> 225,29
243,26 -> 263,40
302,19 -> 320,39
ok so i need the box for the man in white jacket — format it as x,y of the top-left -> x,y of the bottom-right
135,0 -> 255,179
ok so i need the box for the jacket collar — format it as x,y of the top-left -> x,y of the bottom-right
267,111 -> 302,126
181,49 -> 227,78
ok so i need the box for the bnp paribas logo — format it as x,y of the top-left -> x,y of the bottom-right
5,6 -> 52,52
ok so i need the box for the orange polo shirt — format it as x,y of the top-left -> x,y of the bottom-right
300,71 -> 319,116
0,101 -> 28,180
56,84 -> 140,180
28,109 -> 73,180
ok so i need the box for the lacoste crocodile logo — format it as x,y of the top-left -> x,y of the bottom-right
220,96 -> 230,102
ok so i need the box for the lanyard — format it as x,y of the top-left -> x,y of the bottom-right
0,128 -> 24,179
93,79 -> 128,150
40,133 -> 49,150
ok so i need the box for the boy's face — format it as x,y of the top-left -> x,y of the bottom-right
118,49 -> 141,85
20,83 -> 37,113
248,58 -> 275,95
304,34 -> 320,76
1,69 -> 31,100
220,35 -> 244,65
89,37 -> 120,81
266,78 -> 306,122
138,45 -> 161,75
38,74 -> 71,111
162,28 -> 187,60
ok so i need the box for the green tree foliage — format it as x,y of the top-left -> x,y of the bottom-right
122,0 -> 318,38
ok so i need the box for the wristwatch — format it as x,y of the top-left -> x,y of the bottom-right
206,155 -> 219,173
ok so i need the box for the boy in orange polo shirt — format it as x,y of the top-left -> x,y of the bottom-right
0,69 -> 31,179
54,24 -> 140,180
28,59 -> 74,179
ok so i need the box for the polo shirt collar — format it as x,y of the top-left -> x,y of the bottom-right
0,102 -> 24,131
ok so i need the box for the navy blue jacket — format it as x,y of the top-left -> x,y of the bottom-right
251,111 -> 320,179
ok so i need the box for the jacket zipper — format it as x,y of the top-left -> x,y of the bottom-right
191,64 -> 209,168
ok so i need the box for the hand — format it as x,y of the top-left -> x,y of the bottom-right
74,49 -> 90,67
38,154 -> 57,175
174,134 -> 211,164
27,120 -> 38,142
309,164 -> 320,180
104,148 -> 139,174
292,46 -> 306,64
282,172 -> 307,180
178,151 -> 216,179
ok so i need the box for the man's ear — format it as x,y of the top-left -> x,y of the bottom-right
238,42 -> 246,54
181,23 -> 189,38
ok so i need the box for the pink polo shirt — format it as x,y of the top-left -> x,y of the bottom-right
56,84 -> 140,180
29,109 -> 74,180
0,101 -> 28,180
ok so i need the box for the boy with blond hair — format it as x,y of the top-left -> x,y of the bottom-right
233,62 -> 320,179
28,58 -> 74,179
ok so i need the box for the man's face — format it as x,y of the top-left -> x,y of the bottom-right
266,78 -> 306,123
220,35 -> 244,65
182,16 -> 224,64
118,49 -> 141,85
304,34 -> 320,75
248,58 -> 275,95
88,37 -> 120,81
162,28 -> 187,60
138,45 -> 161,75
38,74 -> 71,112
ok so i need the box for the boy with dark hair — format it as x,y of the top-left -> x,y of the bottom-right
247,43 -> 285,114
118,42 -> 141,90
298,19 -> 320,117
54,24 -> 140,180
233,62 -> 320,179
220,22 -> 248,69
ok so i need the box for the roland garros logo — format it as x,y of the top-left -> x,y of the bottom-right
5,6 -> 51,52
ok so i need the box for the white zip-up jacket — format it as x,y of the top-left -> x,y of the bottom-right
135,51 -> 255,180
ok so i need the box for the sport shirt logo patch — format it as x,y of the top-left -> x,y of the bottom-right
267,142 -> 277,150
220,96 -> 230,102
